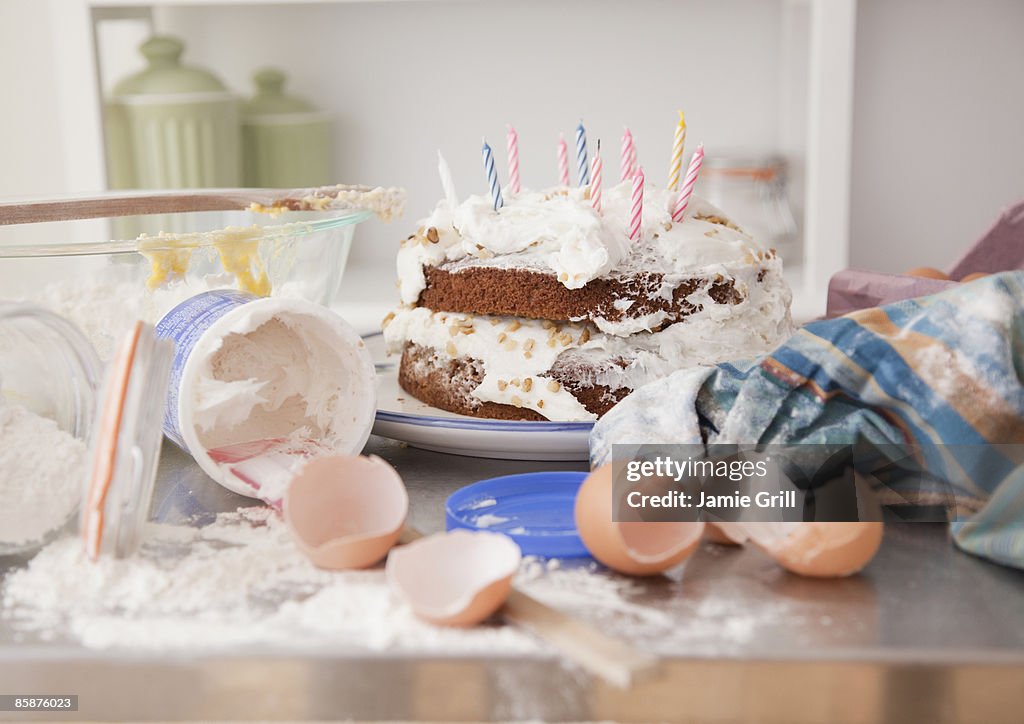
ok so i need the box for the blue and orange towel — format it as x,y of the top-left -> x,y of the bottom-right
592,272 -> 1024,569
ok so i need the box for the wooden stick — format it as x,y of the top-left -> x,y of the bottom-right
0,184 -> 405,226
398,527 -> 661,688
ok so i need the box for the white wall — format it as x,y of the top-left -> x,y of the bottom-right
0,0 -> 64,198
850,0 -> 1024,272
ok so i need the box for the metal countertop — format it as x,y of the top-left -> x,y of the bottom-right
1,437 -> 1022,722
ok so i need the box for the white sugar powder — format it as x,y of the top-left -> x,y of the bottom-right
1,507 -> 539,653
0,405 -> 86,548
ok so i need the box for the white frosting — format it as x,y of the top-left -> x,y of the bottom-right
384,265 -> 793,422
397,181 -> 772,308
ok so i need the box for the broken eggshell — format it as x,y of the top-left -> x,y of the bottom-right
284,454 -> 408,570
386,530 -> 521,627
575,464 -> 704,576
727,521 -> 884,578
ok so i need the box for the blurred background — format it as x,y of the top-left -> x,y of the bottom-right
1,0 -> 1022,318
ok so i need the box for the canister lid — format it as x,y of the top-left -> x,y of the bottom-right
113,35 -> 230,96
81,322 -> 173,560
445,471 -> 589,558
243,67 -> 322,117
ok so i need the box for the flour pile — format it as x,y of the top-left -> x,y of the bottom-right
1,507 -> 538,653
0,405 -> 86,549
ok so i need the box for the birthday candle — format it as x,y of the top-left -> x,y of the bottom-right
557,134 -> 570,186
591,141 -> 603,213
620,127 -> 637,182
437,150 -> 458,209
575,122 -> 590,186
506,125 -> 521,195
629,166 -> 644,242
667,110 -> 687,191
482,139 -> 504,211
672,143 -> 704,222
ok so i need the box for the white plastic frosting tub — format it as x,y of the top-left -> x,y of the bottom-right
155,290 -> 377,498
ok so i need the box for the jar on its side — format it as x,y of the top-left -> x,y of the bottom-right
0,303 -> 101,554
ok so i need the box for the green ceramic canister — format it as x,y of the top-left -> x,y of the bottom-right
108,36 -> 241,190
242,68 -> 332,188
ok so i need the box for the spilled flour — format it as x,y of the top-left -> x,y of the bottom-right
0,405 -> 87,549
2,507 -> 796,657
1,508 -> 536,653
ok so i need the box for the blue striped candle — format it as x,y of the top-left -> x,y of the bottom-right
575,122 -> 590,186
481,139 -> 504,211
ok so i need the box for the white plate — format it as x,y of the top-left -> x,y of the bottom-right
366,334 -> 592,461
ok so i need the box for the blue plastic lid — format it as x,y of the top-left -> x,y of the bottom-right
445,471 -> 588,558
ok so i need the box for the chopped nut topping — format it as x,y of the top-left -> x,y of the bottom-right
506,320 -> 522,332
558,332 -> 572,346
426,226 -> 439,243
578,328 -> 591,345
537,399 -> 545,409
498,380 -> 508,391
542,320 -> 556,330
511,378 -> 521,387
524,351 -> 532,359
490,318 -> 500,326
522,377 -> 533,392
497,332 -> 507,343
504,339 -> 518,351
558,272 -> 569,282
547,338 -> 558,348
448,326 -> 459,337
446,341 -> 457,356
381,311 -> 395,328
511,395 -> 523,407
523,339 -> 536,352
547,380 -> 562,392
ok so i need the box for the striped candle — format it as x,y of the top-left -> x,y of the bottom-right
482,139 -> 504,211
557,134 -> 570,186
629,166 -> 644,242
620,127 -> 637,182
437,150 -> 458,209
667,110 -> 687,191
591,141 -> 603,213
575,121 -> 590,186
672,143 -> 704,222
506,125 -> 521,195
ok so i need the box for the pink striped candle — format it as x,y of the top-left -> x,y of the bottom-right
506,125 -> 521,195
591,141 -> 603,212
620,127 -> 637,182
557,134 -> 570,186
629,166 -> 644,242
672,143 -> 704,222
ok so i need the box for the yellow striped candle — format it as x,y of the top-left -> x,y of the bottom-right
667,110 -> 687,191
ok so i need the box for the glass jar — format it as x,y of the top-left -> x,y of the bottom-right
699,154 -> 800,262
0,303 -> 102,554
0,304 -> 170,558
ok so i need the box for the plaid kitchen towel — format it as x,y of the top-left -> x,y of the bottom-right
591,271 -> 1024,569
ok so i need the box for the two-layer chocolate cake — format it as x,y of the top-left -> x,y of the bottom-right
383,179 -> 793,422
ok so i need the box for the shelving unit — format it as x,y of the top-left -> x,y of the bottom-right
48,0 -> 857,320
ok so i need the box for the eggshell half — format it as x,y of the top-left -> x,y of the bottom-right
284,454 -> 408,570
905,266 -> 949,280
961,272 -> 990,282
575,464 -> 704,576
704,522 -> 744,546
386,530 -> 521,627
751,522 -> 884,578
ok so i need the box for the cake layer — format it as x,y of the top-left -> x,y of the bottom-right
417,263 -> 749,332
399,343 -> 626,420
383,269 -> 794,421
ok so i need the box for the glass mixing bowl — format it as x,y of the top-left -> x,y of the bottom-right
0,208 -> 370,360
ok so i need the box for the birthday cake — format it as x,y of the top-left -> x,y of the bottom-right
383,134 -> 793,422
